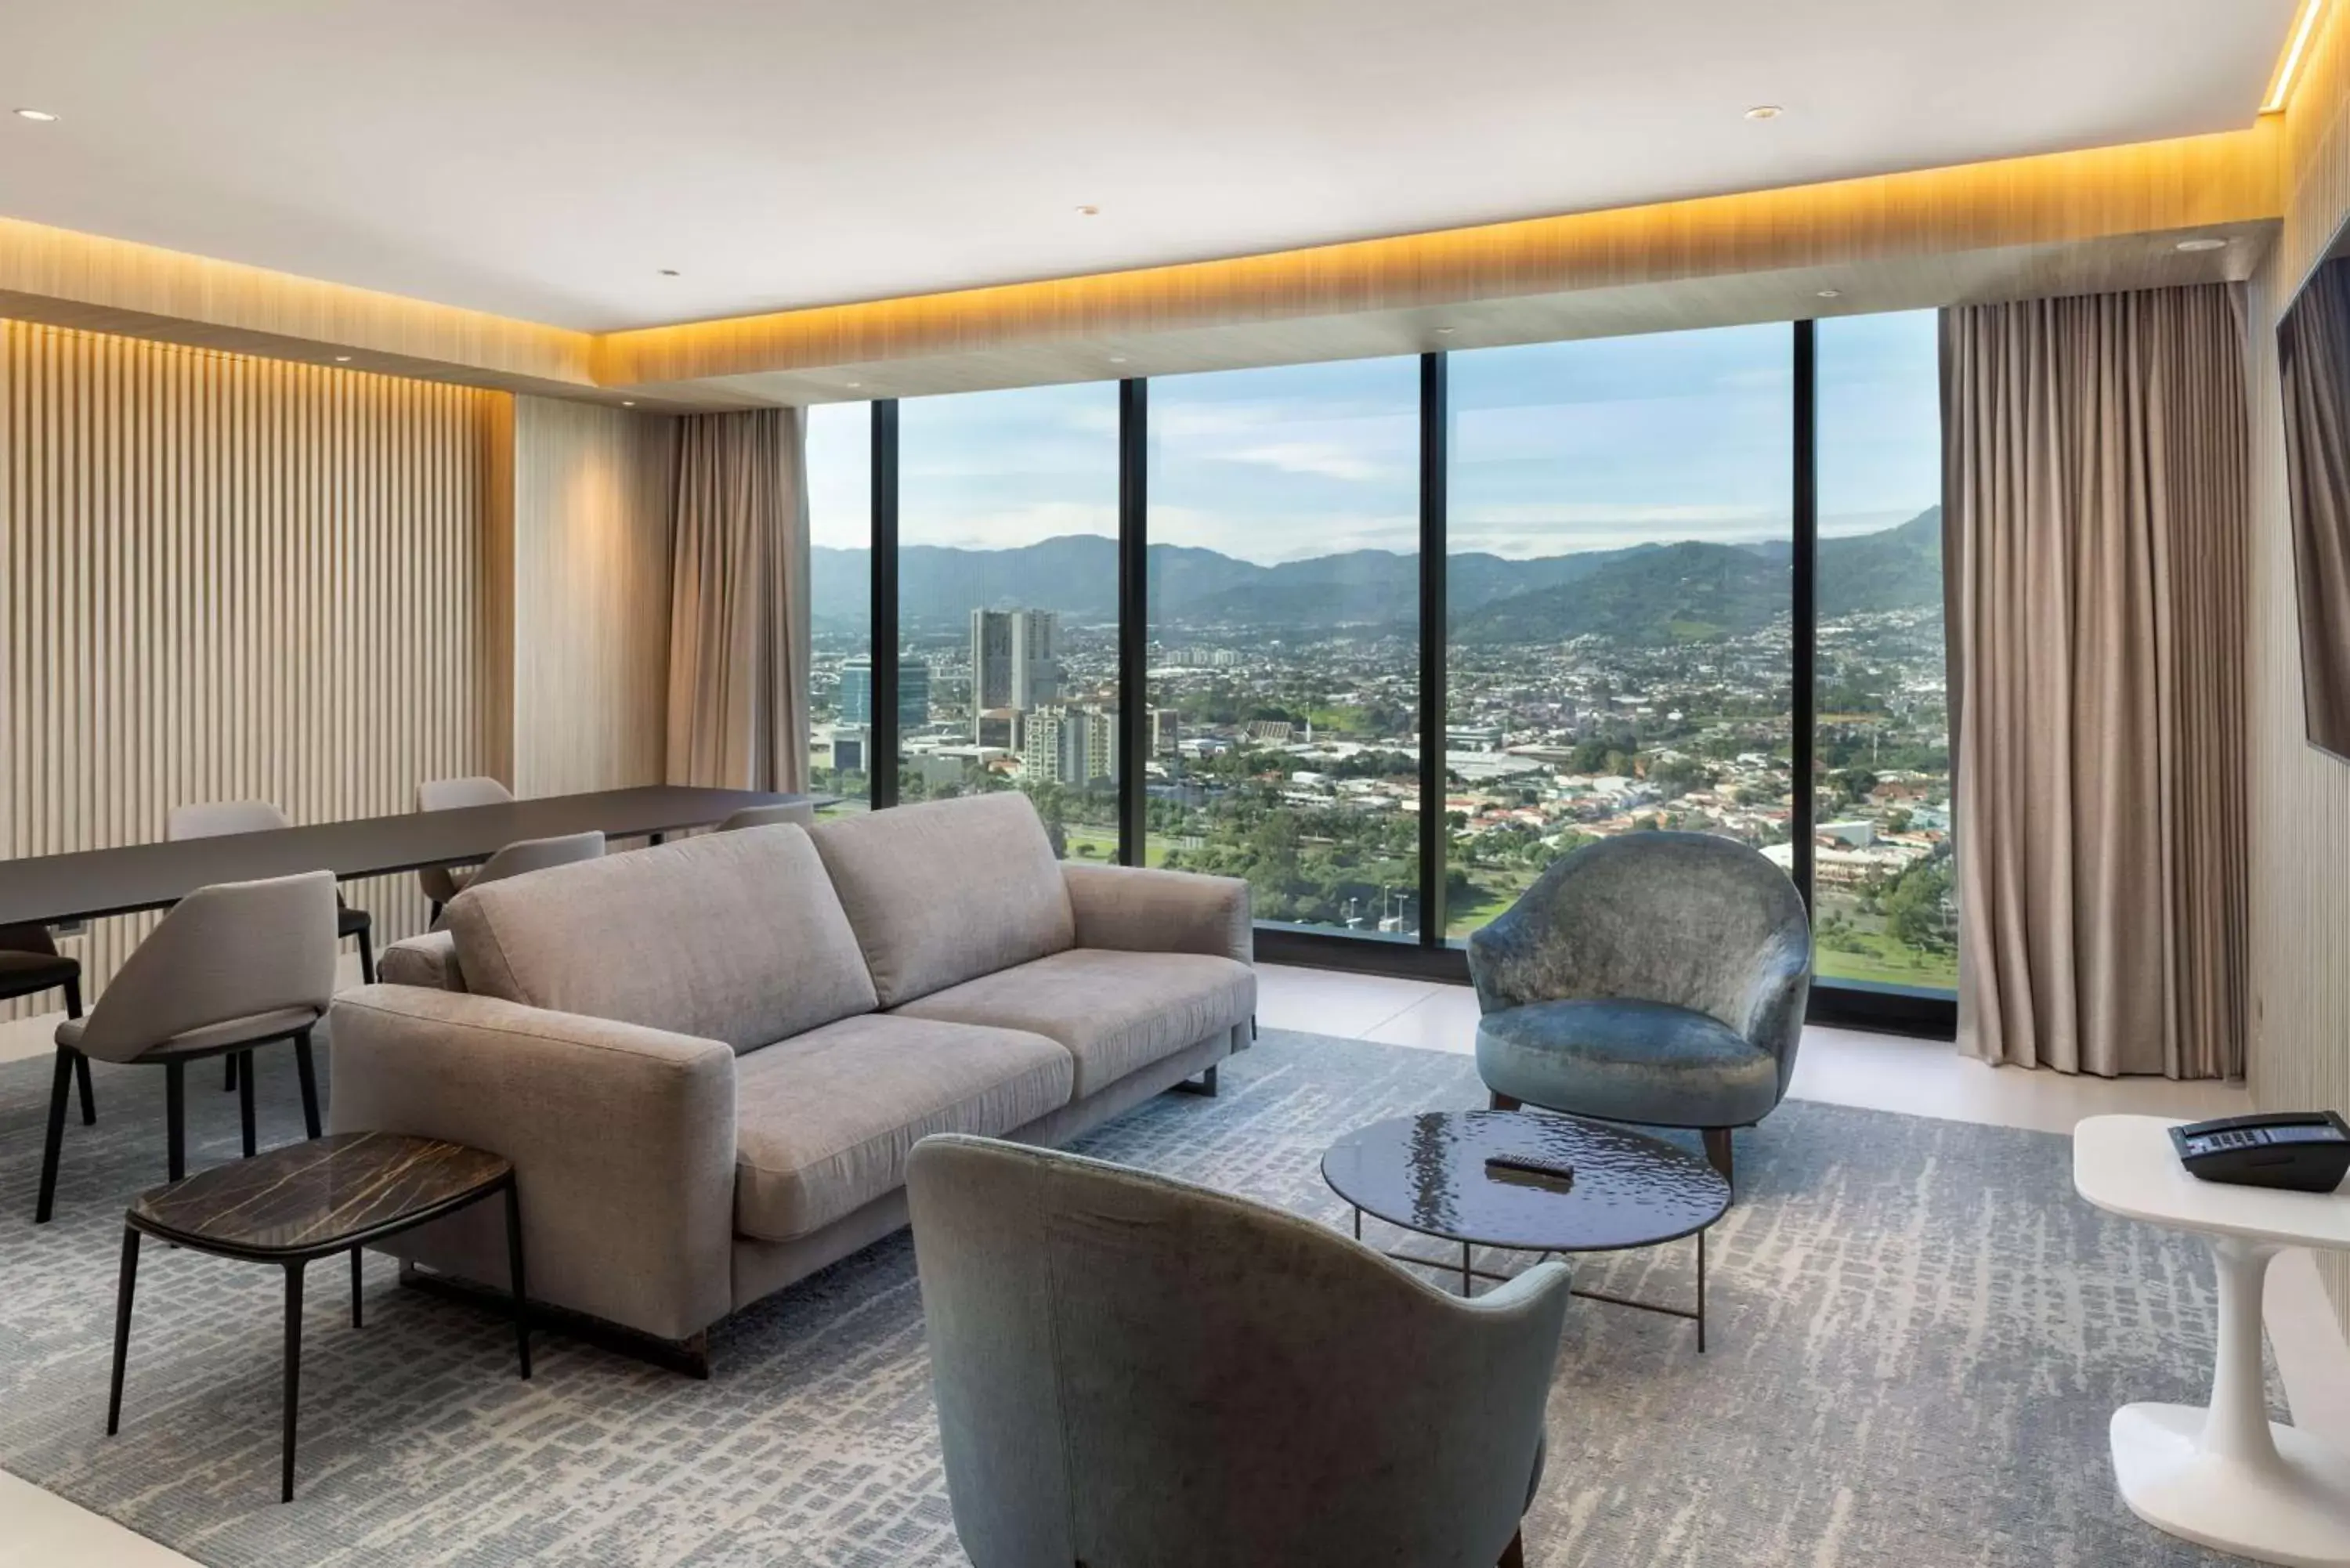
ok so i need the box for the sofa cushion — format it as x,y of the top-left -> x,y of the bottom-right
447,824 -> 877,1054
810,793 -> 1076,1007
894,948 -> 1254,1098
732,1013 -> 1073,1242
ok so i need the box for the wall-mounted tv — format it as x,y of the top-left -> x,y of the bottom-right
2280,235 -> 2350,763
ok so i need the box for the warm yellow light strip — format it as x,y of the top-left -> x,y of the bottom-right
2265,0 -> 2328,113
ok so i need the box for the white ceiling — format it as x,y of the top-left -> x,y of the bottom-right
0,0 -> 2300,333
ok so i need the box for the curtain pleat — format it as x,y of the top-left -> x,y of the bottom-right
1943,284 -> 2249,1078
664,407 -> 811,793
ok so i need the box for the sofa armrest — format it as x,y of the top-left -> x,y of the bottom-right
378,930 -> 465,991
1061,862 -> 1252,963
327,984 -> 738,1343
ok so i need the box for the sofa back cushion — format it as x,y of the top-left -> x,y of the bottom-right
811,793 -> 1076,1007
446,824 -> 877,1053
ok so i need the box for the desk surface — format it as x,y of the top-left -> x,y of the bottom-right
0,786 -> 819,927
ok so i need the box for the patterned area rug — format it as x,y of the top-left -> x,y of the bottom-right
0,1028 -> 2261,1566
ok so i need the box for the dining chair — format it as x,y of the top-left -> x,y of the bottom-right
718,802 -> 815,832
36,871 -> 339,1223
168,801 -> 376,984
906,1134 -> 1568,1568
415,776 -> 513,922
2,923 -> 92,1127
428,831 -> 605,930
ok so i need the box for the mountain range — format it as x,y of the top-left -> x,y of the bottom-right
813,506 -> 1942,646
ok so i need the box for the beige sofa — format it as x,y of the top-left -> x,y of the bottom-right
326,792 -> 1254,1372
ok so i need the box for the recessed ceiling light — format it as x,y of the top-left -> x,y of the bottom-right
621,399 -> 636,406
2176,237 -> 2229,252
1816,289 -> 1842,298
1107,356 -> 1129,364
1076,204 -> 1101,216
657,268 -> 680,277
1744,105 -> 1784,121
333,355 -> 352,363
14,107 -> 58,121
1434,327 -> 1456,335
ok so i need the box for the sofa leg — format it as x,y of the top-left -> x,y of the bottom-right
398,1263 -> 714,1379
1702,1127 -> 1734,1193
1170,1066 -> 1218,1098
1499,1528 -> 1526,1568
1490,1091 -> 1522,1112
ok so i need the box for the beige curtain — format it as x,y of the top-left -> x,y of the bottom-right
1943,284 -> 2248,1078
2280,258 -> 2350,753
665,407 -> 811,792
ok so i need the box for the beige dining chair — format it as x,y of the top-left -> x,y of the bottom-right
168,801 -> 377,985
36,871 -> 339,1223
427,831 -> 606,930
718,802 -> 816,832
414,776 -> 515,922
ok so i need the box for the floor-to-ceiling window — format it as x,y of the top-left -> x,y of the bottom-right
806,401 -> 872,817
1144,359 -> 1423,934
896,382 -> 1121,858
1444,325 -> 1797,942
1813,310 -> 1954,994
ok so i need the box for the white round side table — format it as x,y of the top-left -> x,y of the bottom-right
2073,1115 -> 2350,1568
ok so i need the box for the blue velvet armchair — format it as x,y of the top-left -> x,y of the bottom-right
1466,830 -> 1811,1184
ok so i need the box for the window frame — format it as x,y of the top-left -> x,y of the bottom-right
842,316 -> 1956,1040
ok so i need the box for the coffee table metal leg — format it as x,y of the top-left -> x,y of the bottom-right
1351,1207 -> 1361,1242
503,1177 -> 532,1381
350,1248 -> 363,1329
281,1260 -> 305,1502
107,1227 -> 139,1436
1462,1241 -> 1473,1297
237,1052 -> 257,1158
1697,1231 -> 1706,1353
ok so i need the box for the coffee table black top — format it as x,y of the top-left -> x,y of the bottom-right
0,785 -> 827,928
1322,1110 -> 1730,1253
128,1133 -> 512,1262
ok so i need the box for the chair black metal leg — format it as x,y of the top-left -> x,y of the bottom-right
107,1227 -> 139,1436
224,1053 -> 238,1093
354,926 -> 375,985
351,1248 -> 363,1329
35,1046 -> 73,1223
165,1060 -> 186,1183
66,977 -> 94,1125
238,1051 -> 258,1158
294,1031 -> 321,1140
281,1261 -> 306,1502
504,1178 -> 532,1380
427,900 -> 443,926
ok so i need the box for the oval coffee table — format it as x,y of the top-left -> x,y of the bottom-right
1324,1109 -> 1731,1350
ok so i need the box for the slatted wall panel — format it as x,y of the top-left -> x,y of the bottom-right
511,396 -> 674,796
2250,3 -> 2350,1333
0,318 -> 509,1017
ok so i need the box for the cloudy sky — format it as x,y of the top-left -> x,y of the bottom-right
806,309 -> 1939,563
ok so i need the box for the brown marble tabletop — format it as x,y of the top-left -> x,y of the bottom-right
128,1133 -> 512,1259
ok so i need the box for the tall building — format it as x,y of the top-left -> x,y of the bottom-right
837,656 -> 929,729
971,609 -> 1060,740
1021,705 -> 1117,786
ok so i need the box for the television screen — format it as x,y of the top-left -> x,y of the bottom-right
2280,245 -> 2350,762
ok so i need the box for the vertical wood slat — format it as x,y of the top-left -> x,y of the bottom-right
0,316 -> 508,1017
2251,0 -> 2350,1334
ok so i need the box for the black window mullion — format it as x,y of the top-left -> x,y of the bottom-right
1419,351 -> 1448,947
870,399 -> 901,811
1118,378 -> 1148,865
1791,321 -> 1817,913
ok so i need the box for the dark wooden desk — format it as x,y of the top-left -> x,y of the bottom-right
0,786 -> 823,927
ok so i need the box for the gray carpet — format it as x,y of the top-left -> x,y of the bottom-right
0,1028 -> 2262,1566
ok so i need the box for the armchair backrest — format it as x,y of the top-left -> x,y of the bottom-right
906,1134 -> 1568,1568
74,871 -> 338,1063
1468,831 -> 1810,1043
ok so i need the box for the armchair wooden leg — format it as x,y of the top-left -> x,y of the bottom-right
1499,1528 -> 1527,1568
1490,1091 -> 1523,1112
1701,1127 -> 1734,1193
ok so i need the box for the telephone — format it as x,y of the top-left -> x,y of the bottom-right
2169,1112 -> 2350,1193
